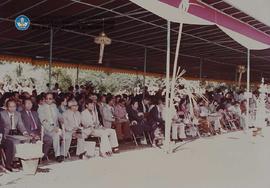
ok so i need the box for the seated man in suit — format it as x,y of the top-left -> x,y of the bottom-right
0,99 -> 29,171
138,96 -> 150,114
62,99 -> 85,159
81,99 -> 119,158
148,99 -> 165,144
102,96 -> 116,129
38,93 -> 64,162
21,98 -> 53,161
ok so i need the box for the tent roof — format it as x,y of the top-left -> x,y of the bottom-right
0,0 -> 269,82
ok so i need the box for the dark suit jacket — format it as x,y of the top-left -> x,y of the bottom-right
95,104 -> 104,126
20,110 -> 42,134
0,110 -> 26,136
148,106 -> 164,127
138,102 -> 149,113
127,106 -> 143,123
0,123 -> 4,144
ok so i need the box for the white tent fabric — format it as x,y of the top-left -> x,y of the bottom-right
218,26 -> 270,50
223,0 -> 270,27
129,0 -> 212,25
130,0 -> 270,50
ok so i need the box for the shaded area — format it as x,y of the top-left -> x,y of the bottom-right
0,0 -> 269,81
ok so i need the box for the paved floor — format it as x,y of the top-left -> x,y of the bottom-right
1,128 -> 270,188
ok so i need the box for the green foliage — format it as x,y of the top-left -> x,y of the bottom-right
51,68 -> 73,91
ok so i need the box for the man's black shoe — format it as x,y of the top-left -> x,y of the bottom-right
79,151 -> 86,159
5,166 -> 13,172
56,156 -> 63,163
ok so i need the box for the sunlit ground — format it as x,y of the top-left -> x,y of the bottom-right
1,128 -> 270,188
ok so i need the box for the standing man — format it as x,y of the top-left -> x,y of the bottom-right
38,93 -> 64,162
0,99 -> 29,171
21,98 -> 53,161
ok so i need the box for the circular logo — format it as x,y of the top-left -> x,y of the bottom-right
15,15 -> 30,31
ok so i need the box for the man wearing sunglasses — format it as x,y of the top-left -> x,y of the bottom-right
62,99 -> 85,159
38,93 -> 64,162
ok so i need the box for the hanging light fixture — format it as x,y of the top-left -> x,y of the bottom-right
237,65 -> 246,87
94,19 -> 111,64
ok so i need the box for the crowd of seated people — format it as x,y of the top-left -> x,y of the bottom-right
0,83 -> 268,172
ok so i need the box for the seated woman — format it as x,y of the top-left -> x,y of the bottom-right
208,106 -> 227,134
81,99 -> 119,158
114,99 -> 132,142
127,100 -> 150,144
198,101 -> 215,136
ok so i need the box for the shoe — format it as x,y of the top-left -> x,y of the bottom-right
220,129 -> 227,133
56,156 -> 64,163
5,166 -> 13,172
41,156 -> 49,162
112,147 -> 120,154
79,152 -> 86,159
106,152 -> 113,157
60,155 -> 65,161
100,153 -> 108,158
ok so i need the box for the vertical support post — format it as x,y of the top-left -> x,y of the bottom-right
235,66 -> 238,85
199,58 -> 203,82
246,49 -> 250,129
76,65 -> 79,85
143,48 -> 147,99
164,21 -> 171,153
49,27 -> 53,89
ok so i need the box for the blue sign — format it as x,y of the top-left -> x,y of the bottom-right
15,15 -> 30,31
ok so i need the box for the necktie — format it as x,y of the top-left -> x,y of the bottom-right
28,111 -> 38,130
10,114 -> 15,130
158,107 -> 162,119
143,103 -> 146,113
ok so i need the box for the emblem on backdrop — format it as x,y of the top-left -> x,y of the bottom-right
15,15 -> 30,31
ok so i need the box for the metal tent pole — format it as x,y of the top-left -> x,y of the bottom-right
246,49 -> 250,130
76,65 -> 79,85
143,48 -> 147,99
164,20 -> 171,153
165,21 -> 184,153
49,27 -> 53,89
200,58 -> 203,81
